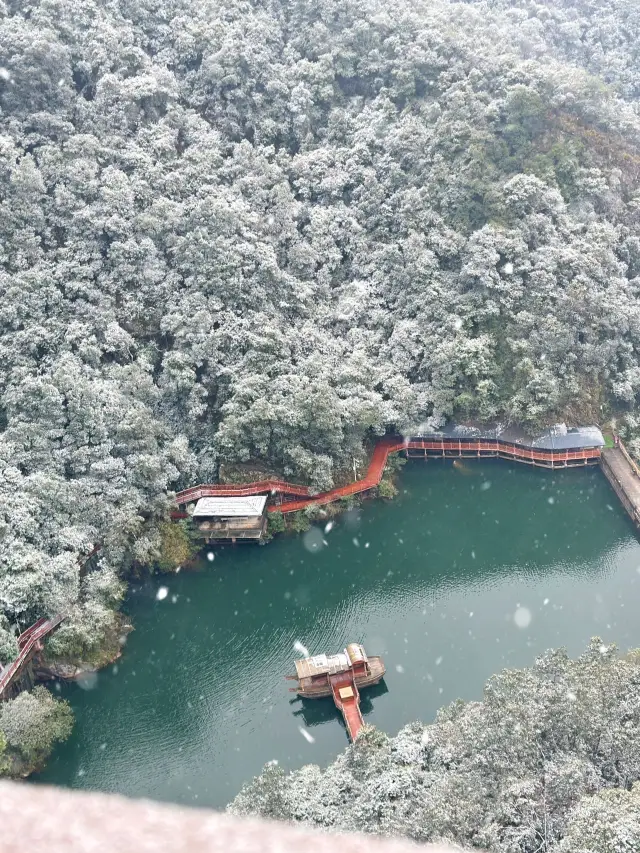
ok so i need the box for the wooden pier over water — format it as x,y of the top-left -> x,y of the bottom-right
601,440 -> 640,528
176,432 -> 603,517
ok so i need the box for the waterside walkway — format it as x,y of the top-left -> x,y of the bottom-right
0,615 -> 66,700
175,435 -> 602,516
601,441 -> 640,528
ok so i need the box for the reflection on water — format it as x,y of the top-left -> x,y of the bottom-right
35,459 -> 640,808
291,679 -> 390,736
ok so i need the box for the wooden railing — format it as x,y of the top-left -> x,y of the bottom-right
175,436 -> 602,515
617,438 -> 640,480
0,615 -> 66,700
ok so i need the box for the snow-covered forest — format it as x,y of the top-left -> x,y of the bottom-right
2,0 -> 640,761
231,641 -> 640,853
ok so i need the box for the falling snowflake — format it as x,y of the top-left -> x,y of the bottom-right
395,664 -> 405,673
207,552 -> 215,562
303,527 -> 324,553
514,606 -> 532,629
298,726 -> 315,743
324,521 -> 334,533
294,641 -> 309,657
156,586 -> 168,601
77,671 -> 98,691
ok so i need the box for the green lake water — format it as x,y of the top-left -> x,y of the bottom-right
36,459 -> 640,808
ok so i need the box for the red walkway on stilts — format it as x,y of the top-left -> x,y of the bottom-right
175,436 -> 601,516
0,615 -> 66,700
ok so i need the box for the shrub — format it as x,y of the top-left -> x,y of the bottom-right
0,687 -> 73,773
267,511 -> 286,535
0,617 -> 18,666
378,479 -> 398,499
156,521 -> 198,572
289,512 -> 311,533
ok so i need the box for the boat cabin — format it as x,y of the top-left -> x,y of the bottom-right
192,495 -> 267,543
291,643 -> 384,697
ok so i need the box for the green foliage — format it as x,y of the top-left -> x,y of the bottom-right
0,687 -> 73,773
0,616 -> 18,666
383,453 -> 406,475
155,522 -> 198,573
288,513 -> 311,534
0,729 -> 9,776
377,478 -> 398,499
45,592 -> 125,665
230,640 -> 640,852
267,511 -> 286,536
338,496 -> 357,511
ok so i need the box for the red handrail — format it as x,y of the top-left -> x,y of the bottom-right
0,614 -> 66,699
175,436 -> 601,515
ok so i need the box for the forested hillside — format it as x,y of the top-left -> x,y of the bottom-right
2,0 -> 640,658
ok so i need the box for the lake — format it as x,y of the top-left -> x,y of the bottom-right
36,458 -> 640,808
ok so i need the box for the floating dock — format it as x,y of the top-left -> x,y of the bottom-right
288,643 -> 385,741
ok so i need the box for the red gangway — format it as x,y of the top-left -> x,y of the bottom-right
174,435 -> 602,516
330,671 -> 364,742
0,614 -> 66,700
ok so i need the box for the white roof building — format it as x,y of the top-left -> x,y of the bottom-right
192,496 -> 267,518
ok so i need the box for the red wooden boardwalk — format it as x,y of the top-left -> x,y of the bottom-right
0,615 -> 66,700
175,436 -> 601,516
330,671 -> 364,741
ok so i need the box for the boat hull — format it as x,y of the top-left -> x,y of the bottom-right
295,656 -> 386,698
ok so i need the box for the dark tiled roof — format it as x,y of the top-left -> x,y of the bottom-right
409,422 -> 604,451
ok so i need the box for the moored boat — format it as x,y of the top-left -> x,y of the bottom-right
287,643 -> 385,698
287,643 -> 385,741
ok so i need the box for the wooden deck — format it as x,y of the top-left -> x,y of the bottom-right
330,672 -> 364,741
293,656 -> 386,698
601,442 -> 640,527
